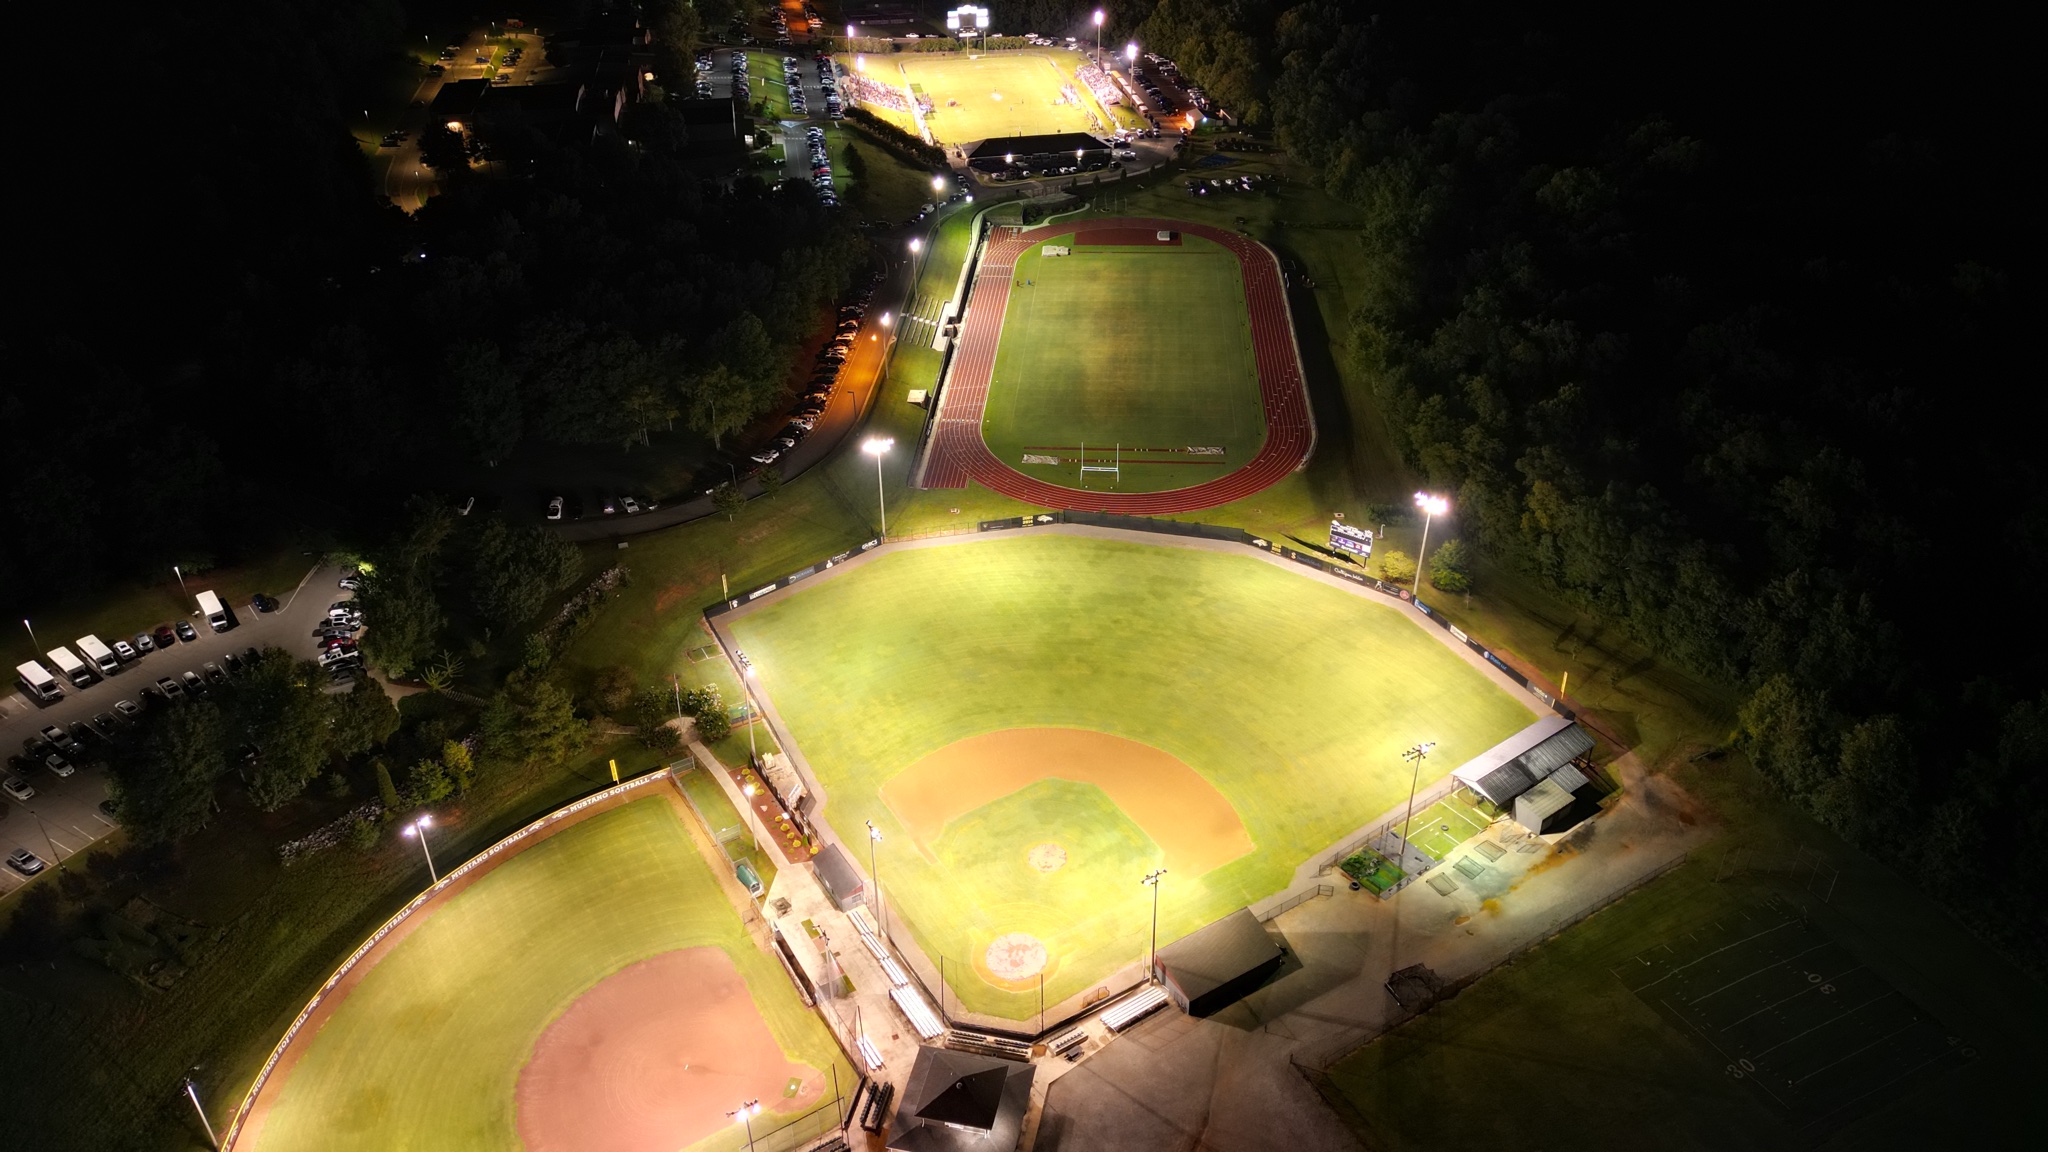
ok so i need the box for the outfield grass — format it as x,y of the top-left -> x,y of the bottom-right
861,51 -> 1107,143
255,796 -> 844,1152
984,233 -> 1263,493
728,534 -> 1536,1018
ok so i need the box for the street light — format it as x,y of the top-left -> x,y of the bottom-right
879,311 -> 893,328
1411,491 -> 1449,601
847,23 -> 856,39
173,565 -> 189,598
866,820 -> 885,939
862,437 -> 894,537
729,1099 -> 763,1151
22,618 -> 38,655
741,663 -> 759,767
401,814 -> 439,884
932,173 -> 948,194
183,1073 -> 220,1150
1396,742 -> 1436,868
1093,9 -> 1105,62
1125,41 -> 1138,66
1141,868 -> 1168,978
908,235 -> 924,283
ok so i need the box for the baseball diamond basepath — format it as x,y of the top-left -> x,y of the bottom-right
918,217 -> 1313,512
726,533 -> 1537,1019
240,796 -> 845,1152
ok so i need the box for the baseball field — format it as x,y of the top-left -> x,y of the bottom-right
982,232 -> 1265,493
851,50 -> 1111,143
241,795 -> 849,1152
725,534 -> 1538,1019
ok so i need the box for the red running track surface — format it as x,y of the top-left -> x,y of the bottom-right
918,216 -> 1313,514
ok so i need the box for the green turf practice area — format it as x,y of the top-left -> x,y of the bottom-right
848,50 -> 1110,143
983,233 -> 1264,493
727,534 -> 1537,1019
250,796 -> 844,1152
1391,793 -> 1492,862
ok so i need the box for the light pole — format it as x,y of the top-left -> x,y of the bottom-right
862,437 -> 894,537
1411,491 -> 1448,601
1141,868 -> 1167,978
908,235 -> 924,285
1093,9 -> 1105,63
932,173 -> 948,197
741,664 -> 759,767
183,1074 -> 220,1150
402,814 -> 439,884
866,820 -> 885,938
1125,42 -> 1138,71
23,618 -> 38,655
1396,742 -> 1435,869
173,565 -> 189,599
729,1099 -> 763,1151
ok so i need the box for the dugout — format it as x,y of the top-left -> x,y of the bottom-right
887,1045 -> 1035,1152
1153,907 -> 1284,1017
812,843 -> 866,912
965,132 -> 1111,176
1451,715 -> 1596,809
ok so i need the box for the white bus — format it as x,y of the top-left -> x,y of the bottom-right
16,660 -> 62,703
197,589 -> 229,632
46,646 -> 94,687
76,634 -> 120,677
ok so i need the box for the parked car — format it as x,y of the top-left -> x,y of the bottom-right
547,496 -> 564,520
41,726 -> 79,754
133,631 -> 156,654
154,625 -> 179,649
114,699 -> 141,719
3,777 -> 34,802
251,593 -> 279,612
6,848 -> 45,875
339,572 -> 362,590
181,671 -> 207,697
203,662 -> 227,684
157,676 -> 184,701
91,712 -> 122,736
113,639 -> 138,661
621,496 -> 642,515
222,653 -> 243,674
43,754 -> 74,778
175,620 -> 198,643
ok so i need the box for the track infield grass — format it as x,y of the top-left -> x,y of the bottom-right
728,534 -> 1538,1018
984,235 -> 1264,493
250,796 -> 846,1152
853,50 -> 1108,143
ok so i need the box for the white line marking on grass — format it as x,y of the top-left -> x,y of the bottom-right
1724,964 -> 1868,1028
1752,989 -> 1901,1060
1788,1011 -> 1922,1085
1691,940 -> 1837,1005
1634,919 -> 1801,992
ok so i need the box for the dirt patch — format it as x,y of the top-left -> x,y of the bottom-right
1027,842 -> 1067,873
515,947 -> 821,1152
880,728 -> 1255,876
985,933 -> 1050,981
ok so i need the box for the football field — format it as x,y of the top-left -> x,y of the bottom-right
243,796 -> 848,1152
983,232 -> 1264,493
727,534 -> 1537,1019
854,50 -> 1108,142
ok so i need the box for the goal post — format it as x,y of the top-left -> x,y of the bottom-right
1077,441 -> 1122,487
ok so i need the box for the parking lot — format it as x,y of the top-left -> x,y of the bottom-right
1,564 -> 346,894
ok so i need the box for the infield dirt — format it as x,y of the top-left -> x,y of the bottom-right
882,727 -> 1255,875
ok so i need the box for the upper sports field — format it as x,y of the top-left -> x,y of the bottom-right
237,795 -> 847,1152
846,49 -> 1114,143
919,217 -> 1316,511
724,533 -> 1537,1020
981,231 -> 1265,493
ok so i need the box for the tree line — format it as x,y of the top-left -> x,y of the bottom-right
1141,3 -> 2044,964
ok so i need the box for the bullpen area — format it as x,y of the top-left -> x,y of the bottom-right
725,533 -> 1538,1020
239,795 -> 848,1152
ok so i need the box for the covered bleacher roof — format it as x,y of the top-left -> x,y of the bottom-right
1452,716 -> 1595,807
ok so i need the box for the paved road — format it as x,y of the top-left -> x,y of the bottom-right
0,565 -> 348,896
374,29 -> 552,212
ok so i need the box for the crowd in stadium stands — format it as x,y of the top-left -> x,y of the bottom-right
842,72 -> 931,115
1076,60 -> 1122,107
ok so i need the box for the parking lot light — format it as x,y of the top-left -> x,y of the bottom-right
932,174 -> 947,193
401,814 -> 439,884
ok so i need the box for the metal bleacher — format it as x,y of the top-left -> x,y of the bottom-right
1100,984 -> 1170,1032
943,1027 -> 1033,1061
891,985 -> 946,1040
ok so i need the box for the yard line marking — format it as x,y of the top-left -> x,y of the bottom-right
1691,939 -> 1837,1005
1795,1037 -> 1965,1132
1788,1012 -> 1922,1087
1752,988 -> 1899,1060
1633,919 -> 1800,991
1722,963 -> 1867,1028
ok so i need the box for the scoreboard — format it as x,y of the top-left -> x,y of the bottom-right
1329,521 -> 1373,560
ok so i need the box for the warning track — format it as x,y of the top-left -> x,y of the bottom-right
916,216 -> 1314,513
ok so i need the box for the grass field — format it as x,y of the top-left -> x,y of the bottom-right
727,534 -> 1536,1018
251,796 -> 846,1152
851,50 -> 1110,143
983,234 -> 1264,493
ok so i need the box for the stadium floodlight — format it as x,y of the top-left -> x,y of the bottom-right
1142,868 -> 1169,977
729,1100 -> 763,1150
945,4 -> 990,38
400,814 -> 439,884
1093,9 -> 1105,63
1411,491 -> 1449,601
866,819 -> 886,938
1396,742 -> 1437,870
1125,41 -> 1138,65
863,437 -> 895,537
847,23 -> 856,39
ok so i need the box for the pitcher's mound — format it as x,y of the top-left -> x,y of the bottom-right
1027,842 -> 1067,873
985,933 -> 1049,981
516,947 -> 819,1152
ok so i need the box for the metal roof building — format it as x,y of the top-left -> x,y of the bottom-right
1451,716 -> 1595,807
812,843 -> 866,912
1153,907 -> 1284,1017
886,1046 -> 1035,1152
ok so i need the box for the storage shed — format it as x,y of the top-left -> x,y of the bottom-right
1153,908 -> 1284,1017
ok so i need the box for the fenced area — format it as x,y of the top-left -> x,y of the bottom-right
1612,900 -> 1973,1136
671,756 -> 779,900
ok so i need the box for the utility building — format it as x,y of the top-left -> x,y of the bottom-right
1153,907 -> 1284,1017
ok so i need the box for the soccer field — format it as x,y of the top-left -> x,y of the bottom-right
982,233 -> 1264,493
727,534 -> 1537,1019
855,50 -> 1108,143
246,796 -> 847,1152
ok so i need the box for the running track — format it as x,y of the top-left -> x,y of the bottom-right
916,217 -> 1314,514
